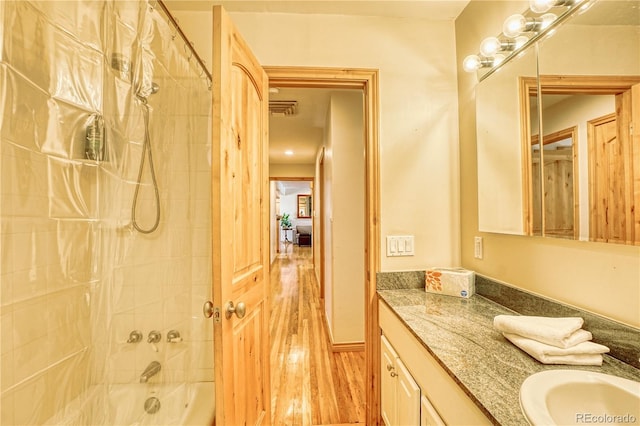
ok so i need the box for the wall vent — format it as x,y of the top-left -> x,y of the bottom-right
269,100 -> 298,116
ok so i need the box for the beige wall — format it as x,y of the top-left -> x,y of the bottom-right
173,9 -> 462,271
324,92 -> 365,344
270,163 -> 315,178
456,1 -> 640,328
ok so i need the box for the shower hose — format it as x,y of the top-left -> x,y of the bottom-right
131,98 -> 161,234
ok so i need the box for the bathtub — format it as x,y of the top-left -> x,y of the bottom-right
45,382 -> 215,426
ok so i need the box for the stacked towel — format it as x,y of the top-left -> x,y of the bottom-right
494,315 -> 610,366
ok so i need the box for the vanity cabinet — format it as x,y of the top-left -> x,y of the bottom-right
379,301 -> 492,426
381,335 -> 420,425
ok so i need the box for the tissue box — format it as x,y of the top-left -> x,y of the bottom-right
425,268 -> 475,298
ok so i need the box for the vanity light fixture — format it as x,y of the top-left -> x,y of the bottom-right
503,13 -> 557,38
479,36 -> 529,57
529,0 -> 578,14
463,0 -> 585,75
463,53 -> 506,73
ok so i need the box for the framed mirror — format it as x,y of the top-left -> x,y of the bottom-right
297,194 -> 312,218
476,0 -> 640,245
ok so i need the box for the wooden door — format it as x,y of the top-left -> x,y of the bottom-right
588,84 -> 640,245
212,6 -> 270,425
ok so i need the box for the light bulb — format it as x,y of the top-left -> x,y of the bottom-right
492,54 -> 506,67
503,14 -> 527,38
514,36 -> 529,49
480,37 -> 501,57
529,0 -> 555,13
463,55 -> 482,73
539,13 -> 557,30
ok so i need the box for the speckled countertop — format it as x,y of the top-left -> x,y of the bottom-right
378,289 -> 640,426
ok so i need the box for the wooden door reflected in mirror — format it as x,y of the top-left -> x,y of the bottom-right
297,194 -> 312,218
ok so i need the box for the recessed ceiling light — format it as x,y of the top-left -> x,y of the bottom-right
284,150 -> 294,156
269,87 -> 280,94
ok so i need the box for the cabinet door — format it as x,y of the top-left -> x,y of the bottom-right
396,357 -> 421,426
381,335 -> 398,425
420,395 -> 445,426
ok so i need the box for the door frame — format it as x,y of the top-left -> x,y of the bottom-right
265,66 -> 381,424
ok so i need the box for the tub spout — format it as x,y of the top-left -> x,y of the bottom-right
140,361 -> 161,383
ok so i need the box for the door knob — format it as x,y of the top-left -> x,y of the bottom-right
203,301 -> 214,318
225,300 -> 247,319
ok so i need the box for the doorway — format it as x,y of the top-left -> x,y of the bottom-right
270,178 -> 314,256
266,67 -> 381,425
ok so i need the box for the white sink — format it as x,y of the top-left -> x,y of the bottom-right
520,369 -> 640,425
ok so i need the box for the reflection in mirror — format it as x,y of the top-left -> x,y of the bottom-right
536,0 -> 640,245
538,125 -> 578,239
476,0 -> 640,245
476,45 -> 538,235
297,194 -> 312,218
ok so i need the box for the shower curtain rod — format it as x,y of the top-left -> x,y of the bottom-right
156,0 -> 213,82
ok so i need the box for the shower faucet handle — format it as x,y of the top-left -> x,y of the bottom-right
127,330 -> 143,343
147,330 -> 162,344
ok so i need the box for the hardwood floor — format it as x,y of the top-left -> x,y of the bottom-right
270,245 -> 366,426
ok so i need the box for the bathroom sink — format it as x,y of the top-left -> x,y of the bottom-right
520,369 -> 640,426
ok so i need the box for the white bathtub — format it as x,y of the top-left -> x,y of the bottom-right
45,382 -> 215,426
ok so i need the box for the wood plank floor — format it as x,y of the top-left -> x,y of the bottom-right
270,245 -> 366,426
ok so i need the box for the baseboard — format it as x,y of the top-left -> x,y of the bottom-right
330,342 -> 365,352
321,309 -> 365,352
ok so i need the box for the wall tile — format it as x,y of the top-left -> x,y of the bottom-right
1,346 -> 14,392
12,374 -> 53,425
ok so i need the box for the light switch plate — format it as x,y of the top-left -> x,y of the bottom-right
474,236 -> 483,259
386,235 -> 414,256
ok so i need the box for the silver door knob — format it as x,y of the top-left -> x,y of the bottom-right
203,301 -> 214,318
225,301 -> 246,319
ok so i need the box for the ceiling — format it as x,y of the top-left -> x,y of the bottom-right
164,1 -> 470,20
269,87 -> 362,165
276,180 -> 312,196
163,0 -> 471,166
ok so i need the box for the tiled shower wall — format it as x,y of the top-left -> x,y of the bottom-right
0,1 -> 212,424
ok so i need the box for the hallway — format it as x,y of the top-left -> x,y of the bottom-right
270,246 -> 366,425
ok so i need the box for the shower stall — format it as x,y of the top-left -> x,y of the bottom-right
0,0 -> 214,424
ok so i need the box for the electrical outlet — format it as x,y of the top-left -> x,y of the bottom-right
474,236 -> 483,259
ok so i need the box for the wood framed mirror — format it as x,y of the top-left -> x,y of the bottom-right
297,194 -> 312,218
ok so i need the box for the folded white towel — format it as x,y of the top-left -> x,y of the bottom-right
493,315 -> 590,348
503,332 -> 609,366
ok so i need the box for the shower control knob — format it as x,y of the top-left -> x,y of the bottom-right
127,330 -> 143,343
167,330 -> 182,343
148,330 -> 161,344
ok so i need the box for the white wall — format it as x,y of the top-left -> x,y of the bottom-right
270,163 -> 315,178
269,181 -> 278,263
280,190 -> 312,230
172,9 -> 462,271
325,92 -> 365,344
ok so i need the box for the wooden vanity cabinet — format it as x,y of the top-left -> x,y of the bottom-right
379,301 -> 492,426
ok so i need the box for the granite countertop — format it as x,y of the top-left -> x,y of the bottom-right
378,288 -> 640,426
